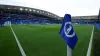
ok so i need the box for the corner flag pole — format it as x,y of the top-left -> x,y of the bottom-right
67,45 -> 72,56
59,14 -> 78,56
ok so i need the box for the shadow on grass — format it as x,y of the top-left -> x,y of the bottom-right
92,26 -> 100,56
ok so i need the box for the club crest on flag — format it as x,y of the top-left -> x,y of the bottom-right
59,14 -> 78,50
64,22 -> 75,38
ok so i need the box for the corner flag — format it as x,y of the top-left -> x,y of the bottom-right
96,24 -> 100,30
59,14 -> 78,50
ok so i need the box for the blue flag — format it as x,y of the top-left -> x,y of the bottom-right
96,24 -> 100,30
59,14 -> 78,50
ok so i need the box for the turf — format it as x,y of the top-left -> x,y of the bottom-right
93,26 -> 100,56
11,24 -> 93,56
0,26 -> 21,56
12,24 -> 67,56
73,25 -> 93,56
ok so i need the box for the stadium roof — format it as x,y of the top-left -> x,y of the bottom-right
0,0 -> 100,17
0,4 -> 61,20
72,15 -> 98,19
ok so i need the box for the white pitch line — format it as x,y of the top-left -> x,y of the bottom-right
10,24 -> 26,56
86,25 -> 94,56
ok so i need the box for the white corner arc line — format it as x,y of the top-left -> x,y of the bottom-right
86,25 -> 94,56
10,25 -> 26,56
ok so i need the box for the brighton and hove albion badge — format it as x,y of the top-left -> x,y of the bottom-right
64,22 -> 75,38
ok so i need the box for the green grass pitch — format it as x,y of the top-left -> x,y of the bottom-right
92,26 -> 100,56
0,24 -> 93,56
0,26 -> 21,56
